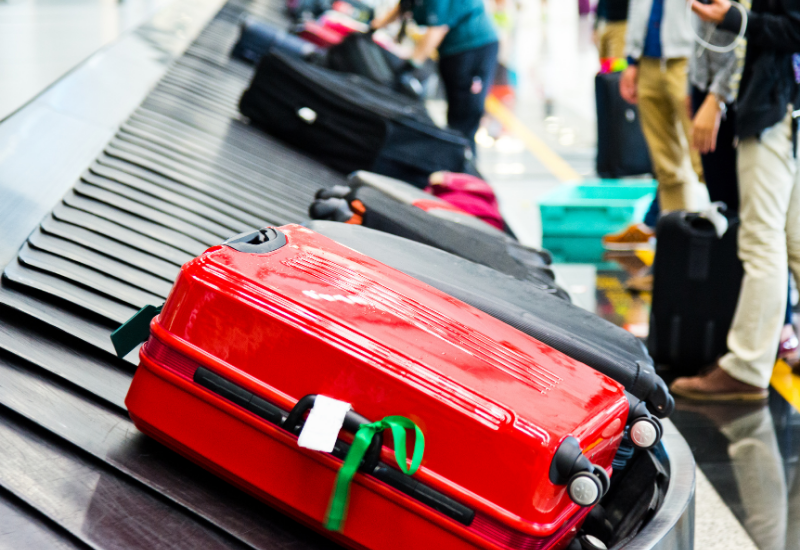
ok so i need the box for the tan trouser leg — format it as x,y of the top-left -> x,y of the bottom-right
719,112 -> 797,388
598,21 -> 627,59
637,58 -> 698,212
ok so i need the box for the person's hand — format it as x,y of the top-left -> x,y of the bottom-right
691,0 -> 731,24
620,66 -> 639,104
692,94 -> 723,154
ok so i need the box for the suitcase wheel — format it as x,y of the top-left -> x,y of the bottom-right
627,399 -> 663,449
550,437 -> 610,507
629,417 -> 662,450
315,185 -> 351,200
567,472 -> 603,508
309,197 -> 356,223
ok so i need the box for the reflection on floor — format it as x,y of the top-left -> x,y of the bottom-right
477,1 -> 800,548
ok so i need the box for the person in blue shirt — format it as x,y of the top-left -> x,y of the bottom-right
372,0 -> 499,154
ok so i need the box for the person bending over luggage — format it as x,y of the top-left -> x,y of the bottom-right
371,0 -> 499,155
670,0 -> 800,401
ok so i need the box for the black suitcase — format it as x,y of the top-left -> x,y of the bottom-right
239,51 -> 473,187
649,211 -> 744,374
595,72 -> 652,178
231,18 -> 319,64
309,173 -> 568,299
308,220 -> 675,420
324,33 -> 436,99
347,169 -> 514,235
286,0 -> 331,18
326,33 -> 396,87
287,0 -> 374,21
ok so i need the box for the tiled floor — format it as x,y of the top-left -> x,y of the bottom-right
477,1 -> 800,549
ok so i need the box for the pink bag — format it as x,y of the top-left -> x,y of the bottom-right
296,21 -> 343,48
425,172 -> 505,230
318,12 -> 367,38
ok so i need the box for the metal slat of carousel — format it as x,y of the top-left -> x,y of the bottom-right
0,0 -> 695,548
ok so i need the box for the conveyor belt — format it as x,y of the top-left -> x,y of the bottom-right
0,1 -> 346,547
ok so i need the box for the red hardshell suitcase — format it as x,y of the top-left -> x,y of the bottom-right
297,20 -> 344,48
126,224 -> 629,550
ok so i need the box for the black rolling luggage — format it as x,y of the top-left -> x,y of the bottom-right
595,72 -> 652,178
324,33 -> 435,99
231,18 -> 319,64
649,210 -> 743,374
286,0 -> 331,18
239,51 -> 473,187
308,221 -> 675,420
309,173 -> 566,298
325,33 -> 396,87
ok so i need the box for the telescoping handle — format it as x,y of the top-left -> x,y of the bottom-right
283,394 -> 384,473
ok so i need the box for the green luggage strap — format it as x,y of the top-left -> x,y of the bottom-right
110,304 -> 163,358
325,416 -> 425,532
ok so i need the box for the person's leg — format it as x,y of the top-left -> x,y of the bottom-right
691,86 -> 740,213
784,136 -> 800,367
720,408 -> 788,550
718,113 -> 796,388
668,58 -> 705,200
605,21 -> 628,59
786,141 -> 800,299
637,58 -> 694,212
643,194 -> 660,229
597,21 -> 611,60
439,42 -> 498,155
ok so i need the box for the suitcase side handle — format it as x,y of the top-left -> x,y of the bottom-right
224,227 -> 287,254
284,394 -> 384,472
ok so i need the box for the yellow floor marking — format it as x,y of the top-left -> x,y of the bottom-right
770,360 -> 800,412
634,249 -> 655,267
485,95 -> 582,183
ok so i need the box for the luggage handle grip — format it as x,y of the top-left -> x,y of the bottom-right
284,395 -> 383,471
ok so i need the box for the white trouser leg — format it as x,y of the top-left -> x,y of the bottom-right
719,112 -> 797,388
721,408 -> 787,550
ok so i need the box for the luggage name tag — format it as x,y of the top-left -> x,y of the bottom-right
325,415 -> 424,532
110,304 -> 164,358
297,395 -> 352,452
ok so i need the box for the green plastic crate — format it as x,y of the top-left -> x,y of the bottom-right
539,179 -> 657,263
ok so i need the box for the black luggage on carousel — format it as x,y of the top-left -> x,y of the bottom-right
308,220 -> 675,419
595,72 -> 652,178
347,170 -> 511,235
286,0 -> 330,18
324,33 -> 435,98
326,32 -> 396,87
309,173 -> 568,300
287,0 -> 374,20
239,51 -> 474,187
231,18 -> 319,64
649,210 -> 744,374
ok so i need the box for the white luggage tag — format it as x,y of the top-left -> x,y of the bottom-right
297,395 -> 352,453
698,202 -> 730,239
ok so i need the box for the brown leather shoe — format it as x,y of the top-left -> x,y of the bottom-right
670,365 -> 768,402
602,223 -> 655,251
